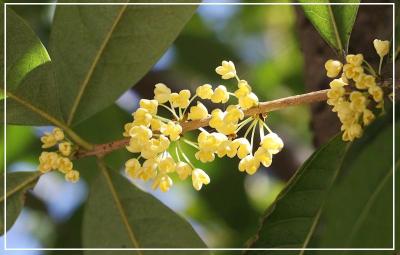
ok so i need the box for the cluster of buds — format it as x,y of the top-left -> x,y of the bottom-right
123,60 -> 284,192
325,39 -> 389,141
37,128 -> 79,182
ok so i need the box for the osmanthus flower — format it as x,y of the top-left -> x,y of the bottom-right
373,39 -> 390,59
121,59 -> 284,191
215,60 -> 236,79
37,127 -> 80,183
188,102 -> 208,120
211,85 -> 229,103
324,38 -> 387,142
324,59 -> 343,78
196,84 -> 213,99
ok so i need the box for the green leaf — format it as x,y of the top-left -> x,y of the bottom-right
1,62 -> 65,126
82,159 -> 208,253
6,7 -> 50,90
299,1 -> 359,53
245,135 -> 349,251
0,171 -> 41,235
50,1 -> 198,126
314,119 -> 397,250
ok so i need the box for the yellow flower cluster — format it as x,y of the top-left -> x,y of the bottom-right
38,128 -> 79,182
325,39 -> 388,142
123,60 -> 283,192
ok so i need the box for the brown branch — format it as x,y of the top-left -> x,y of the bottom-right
75,89 -> 329,159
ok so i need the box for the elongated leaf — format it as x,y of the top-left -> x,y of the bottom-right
50,1 -> 198,126
1,62 -> 65,126
245,135 -> 348,251
0,171 -> 41,235
314,119 -> 397,250
6,7 -> 50,90
82,159 -> 208,253
300,1 -> 359,53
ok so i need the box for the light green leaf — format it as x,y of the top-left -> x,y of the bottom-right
0,171 -> 41,235
50,1 -> 198,126
1,62 -> 65,126
315,118 -> 397,250
300,1 -> 359,53
82,159 -> 208,253
6,7 -> 50,90
245,135 -> 349,251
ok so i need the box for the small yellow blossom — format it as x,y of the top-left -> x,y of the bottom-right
150,118 -> 165,131
138,158 -> 158,181
41,133 -> 57,149
327,86 -> 345,106
373,39 -> 390,58
215,60 -> 236,79
343,63 -> 364,81
225,105 -> 244,123
238,92 -> 258,110
195,149 -> 215,163
192,168 -> 210,190
254,147 -> 273,167
53,128 -> 65,141
188,102 -> 208,120
129,125 -> 152,140
209,109 -> 224,128
176,162 -> 192,180
123,122 -> 134,137
355,74 -> 376,90
160,121 -> 182,141
238,155 -> 260,175
342,123 -> 363,141
196,84 -> 213,99
198,132 -> 227,153
349,91 -> 367,112
211,85 -> 229,104
126,126 -> 152,153
363,109 -> 375,126
154,83 -> 171,103
152,175 -> 173,192
233,138 -> 251,159
65,170 -> 80,183
58,142 -> 72,156
38,151 -> 59,173
217,124 -> 237,135
57,157 -> 73,174
260,133 -> 284,154
368,85 -> 383,102
346,54 -> 363,66
125,158 -> 141,178
139,99 -> 158,115
324,59 -> 343,78
132,108 -> 152,126
141,137 -> 170,159
171,90 -> 191,108
216,140 -> 231,158
158,156 -> 176,173
234,80 -> 252,97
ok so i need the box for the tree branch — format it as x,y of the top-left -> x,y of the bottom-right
74,89 -> 329,159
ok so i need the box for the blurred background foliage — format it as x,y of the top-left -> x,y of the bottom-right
1,1 -> 395,254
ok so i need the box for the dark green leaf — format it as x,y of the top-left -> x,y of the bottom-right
300,1 -> 359,53
0,171 -> 41,235
1,62 -> 65,125
245,135 -> 348,251
50,1 -> 198,126
82,159 -> 208,253
6,7 -> 50,90
314,119 -> 397,250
